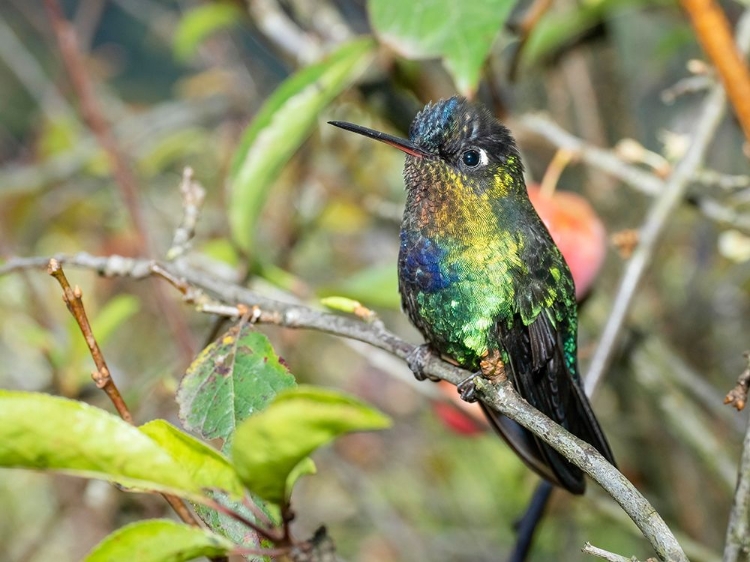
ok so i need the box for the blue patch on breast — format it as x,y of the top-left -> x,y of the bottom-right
399,232 -> 456,292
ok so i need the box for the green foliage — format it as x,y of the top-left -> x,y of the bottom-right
173,3 -> 244,61
231,386 -> 391,505
321,263 -> 401,309
177,325 -> 296,446
320,295 -> 367,314
84,519 -> 234,562
228,38 -> 375,254
0,391 -> 201,500
369,0 -> 515,95
139,420 -> 245,498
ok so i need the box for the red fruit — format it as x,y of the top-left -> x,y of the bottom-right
527,184 -> 607,299
432,398 -> 487,436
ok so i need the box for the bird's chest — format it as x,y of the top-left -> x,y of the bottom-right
398,226 -> 520,365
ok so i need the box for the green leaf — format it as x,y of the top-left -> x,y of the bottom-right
320,296 -> 366,314
520,0 -> 667,68
194,493 -> 269,553
177,325 -> 296,447
321,263 -> 400,309
369,0 -> 515,95
228,37 -> 375,254
0,391 -> 201,499
231,386 -> 391,505
140,420 -> 245,498
85,519 -> 234,562
173,3 -> 243,61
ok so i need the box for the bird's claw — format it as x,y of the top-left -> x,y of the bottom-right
457,372 -> 481,403
406,344 -> 440,382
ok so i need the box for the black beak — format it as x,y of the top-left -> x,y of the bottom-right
328,121 -> 429,158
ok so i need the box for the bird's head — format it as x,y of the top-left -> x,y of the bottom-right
329,96 -> 525,198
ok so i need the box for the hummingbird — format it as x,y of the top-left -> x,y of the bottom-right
329,96 -> 615,494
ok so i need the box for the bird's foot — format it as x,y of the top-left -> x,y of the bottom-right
406,344 -> 440,382
457,372 -> 481,402
479,350 -> 507,383
458,350 -> 506,403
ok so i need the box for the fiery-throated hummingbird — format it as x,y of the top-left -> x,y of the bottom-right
329,96 -> 615,493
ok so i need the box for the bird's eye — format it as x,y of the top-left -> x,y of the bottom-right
461,148 -> 487,168
462,150 -> 480,167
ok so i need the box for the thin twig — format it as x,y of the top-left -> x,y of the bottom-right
723,409 -> 750,562
42,0 -> 197,362
582,542 -> 643,562
472,373 -> 687,562
5,252 -> 686,561
725,352 -> 750,411
584,7 -> 750,395
45,259 -> 203,530
680,0 -> 750,144
204,498 -> 283,543
583,74 -> 730,396
519,114 -> 665,196
47,259 -> 133,422
167,167 -> 206,261
42,0 -> 148,251
247,0 -> 321,64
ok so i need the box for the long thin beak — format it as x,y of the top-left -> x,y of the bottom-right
328,121 -> 429,158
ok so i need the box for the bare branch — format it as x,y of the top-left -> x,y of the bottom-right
518,114 -> 664,196
584,61 -> 737,396
680,0 -> 750,144
46,259 -> 133,423
167,168 -> 206,261
725,352 -> 750,411
1,252 -> 687,561
723,409 -> 750,562
582,542 -> 642,562
45,258 -> 203,531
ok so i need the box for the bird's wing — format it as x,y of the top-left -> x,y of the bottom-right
483,308 -> 615,494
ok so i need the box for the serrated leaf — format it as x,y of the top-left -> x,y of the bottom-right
193,493 -> 269,556
231,386 -> 391,505
0,391 -> 201,499
140,420 -> 245,499
85,519 -> 234,562
174,3 -> 243,61
177,325 -> 296,447
228,37 -> 375,253
369,0 -> 515,95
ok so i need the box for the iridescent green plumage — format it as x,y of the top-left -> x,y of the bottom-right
330,97 -> 615,494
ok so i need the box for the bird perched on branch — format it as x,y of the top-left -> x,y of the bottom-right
329,96 -> 615,493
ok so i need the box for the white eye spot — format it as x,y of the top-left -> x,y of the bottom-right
478,148 -> 489,166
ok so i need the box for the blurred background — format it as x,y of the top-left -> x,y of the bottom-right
1,0 -> 749,560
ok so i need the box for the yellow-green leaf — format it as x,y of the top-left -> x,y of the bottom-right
228,37 -> 375,254
174,3 -> 243,61
0,391 -> 201,500
231,386 -> 390,505
140,420 -> 245,499
85,519 -> 234,562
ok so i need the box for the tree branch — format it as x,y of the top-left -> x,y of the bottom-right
0,252 -> 687,561
723,408 -> 750,562
680,0 -> 750,144
583,72 -> 731,396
